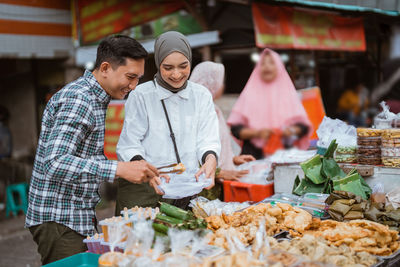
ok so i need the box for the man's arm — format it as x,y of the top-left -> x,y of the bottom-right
43,94 -> 117,183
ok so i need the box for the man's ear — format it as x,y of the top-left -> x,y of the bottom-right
99,62 -> 111,77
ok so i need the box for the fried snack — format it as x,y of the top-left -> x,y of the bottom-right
382,129 -> 400,139
274,234 -> 378,267
382,157 -> 400,167
357,128 -> 382,137
206,203 -> 312,248
174,162 -> 186,173
297,219 -> 400,256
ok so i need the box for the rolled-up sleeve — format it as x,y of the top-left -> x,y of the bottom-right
116,91 -> 148,161
196,92 -> 221,163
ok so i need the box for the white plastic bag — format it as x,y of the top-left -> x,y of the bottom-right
158,169 -> 212,199
374,101 -> 397,129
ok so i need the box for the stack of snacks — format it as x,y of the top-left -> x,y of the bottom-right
334,146 -> 357,163
381,129 -> 400,167
357,128 -> 382,165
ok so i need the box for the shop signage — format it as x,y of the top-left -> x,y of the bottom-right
252,3 -> 366,51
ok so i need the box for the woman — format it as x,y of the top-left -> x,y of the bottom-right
190,61 -> 255,182
115,31 -> 220,213
227,48 -> 311,159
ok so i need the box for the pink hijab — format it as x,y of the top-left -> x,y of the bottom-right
190,61 -> 237,170
227,48 -> 312,149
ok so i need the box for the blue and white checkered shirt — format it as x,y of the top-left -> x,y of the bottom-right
26,70 -> 118,236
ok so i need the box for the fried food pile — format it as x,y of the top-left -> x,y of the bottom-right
273,234 -> 378,267
293,218 -> 400,256
206,203 -> 312,248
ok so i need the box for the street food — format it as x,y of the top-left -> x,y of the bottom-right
356,128 -> 382,137
293,219 -> 400,256
173,162 -> 186,173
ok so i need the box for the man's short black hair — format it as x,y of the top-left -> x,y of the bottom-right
94,35 -> 148,70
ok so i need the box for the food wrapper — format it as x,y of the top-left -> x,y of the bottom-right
189,197 -> 250,218
158,170 -> 212,199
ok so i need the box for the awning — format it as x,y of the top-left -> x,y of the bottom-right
268,0 -> 400,16
75,31 -> 220,67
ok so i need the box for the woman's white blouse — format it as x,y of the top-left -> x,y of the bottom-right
116,80 -> 221,170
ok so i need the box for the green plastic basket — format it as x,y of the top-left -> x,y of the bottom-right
43,253 -> 100,267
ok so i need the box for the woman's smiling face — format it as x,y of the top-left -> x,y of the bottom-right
260,53 -> 278,83
160,52 -> 191,88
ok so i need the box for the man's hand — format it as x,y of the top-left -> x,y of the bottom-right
149,174 -> 170,195
233,154 -> 256,165
195,154 -> 217,190
217,169 -> 249,181
116,160 -> 159,183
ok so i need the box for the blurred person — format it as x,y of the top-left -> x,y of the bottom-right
371,59 -> 400,113
116,31 -> 220,212
0,106 -> 12,159
190,61 -> 255,182
337,68 -> 369,127
25,35 -> 160,265
227,48 -> 311,159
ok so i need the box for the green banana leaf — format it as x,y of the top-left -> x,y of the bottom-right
333,173 -> 367,199
359,176 -> 372,200
323,139 -> 338,158
292,175 -> 300,193
292,177 -> 325,196
300,154 -> 325,184
322,158 -> 346,179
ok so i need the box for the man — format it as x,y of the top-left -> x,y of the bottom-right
25,35 -> 160,264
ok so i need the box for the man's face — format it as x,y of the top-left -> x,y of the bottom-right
102,58 -> 145,100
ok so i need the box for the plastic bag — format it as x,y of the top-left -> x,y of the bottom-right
374,101 -> 397,129
158,169 -> 212,199
189,197 -> 250,217
371,183 -> 385,203
235,159 -> 272,184
316,116 -> 357,149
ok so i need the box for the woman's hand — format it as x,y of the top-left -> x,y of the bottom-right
149,174 -> 170,195
233,154 -> 256,165
217,169 -> 249,181
257,128 -> 272,140
195,154 -> 217,189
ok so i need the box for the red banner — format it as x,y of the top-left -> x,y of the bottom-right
75,0 -> 185,45
252,3 -> 366,51
104,101 -> 125,160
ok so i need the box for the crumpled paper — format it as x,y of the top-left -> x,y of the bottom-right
158,169 -> 212,199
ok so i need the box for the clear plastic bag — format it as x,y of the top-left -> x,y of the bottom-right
158,170 -> 212,199
189,196 -> 251,217
374,101 -> 397,129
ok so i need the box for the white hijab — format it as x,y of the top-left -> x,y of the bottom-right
190,61 -> 238,170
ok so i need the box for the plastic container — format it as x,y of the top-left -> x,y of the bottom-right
357,154 -> 382,165
336,146 -> 357,154
357,128 -> 383,137
357,146 -> 381,156
334,153 -> 357,163
382,156 -> 400,168
357,136 -> 381,146
99,216 -> 133,242
83,234 -> 104,254
43,253 -> 100,267
223,180 -> 274,203
382,138 -> 400,148
100,240 -> 125,253
120,206 -> 159,221
381,147 -> 400,157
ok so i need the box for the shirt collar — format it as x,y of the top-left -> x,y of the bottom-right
155,80 -> 189,100
84,70 -> 111,104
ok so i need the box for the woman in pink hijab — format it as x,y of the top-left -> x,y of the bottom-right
227,48 -> 312,159
190,61 -> 255,181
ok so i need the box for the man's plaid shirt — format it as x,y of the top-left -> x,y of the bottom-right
25,70 -> 118,236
